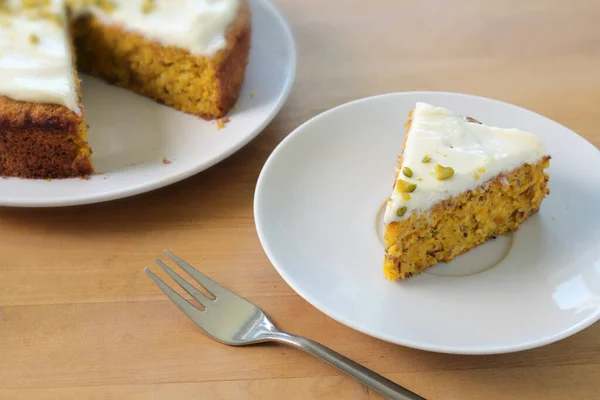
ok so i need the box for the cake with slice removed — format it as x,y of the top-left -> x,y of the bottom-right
383,102 -> 550,280
0,0 -> 250,179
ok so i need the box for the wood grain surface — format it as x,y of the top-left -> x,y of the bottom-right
1,0 -> 600,399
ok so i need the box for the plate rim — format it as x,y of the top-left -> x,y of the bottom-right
254,90 -> 600,355
0,0 -> 297,208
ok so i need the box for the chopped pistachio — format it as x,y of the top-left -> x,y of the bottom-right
476,167 -> 486,173
85,0 -> 117,13
396,206 -> 408,217
401,193 -> 411,201
38,11 -> 63,26
402,167 -> 413,178
435,164 -> 454,180
141,0 -> 156,14
395,179 -> 417,193
474,172 -> 480,180
422,154 -> 431,163
28,33 -> 39,44
416,177 -> 423,182
22,0 -> 51,7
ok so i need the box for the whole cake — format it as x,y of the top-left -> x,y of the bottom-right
0,0 -> 250,179
383,102 -> 550,280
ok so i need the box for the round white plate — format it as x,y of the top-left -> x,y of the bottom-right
255,91 -> 600,354
0,0 -> 295,207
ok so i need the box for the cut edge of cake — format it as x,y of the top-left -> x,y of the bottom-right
71,0 -> 251,120
383,103 -> 551,280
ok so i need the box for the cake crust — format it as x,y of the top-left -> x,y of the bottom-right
0,95 -> 92,179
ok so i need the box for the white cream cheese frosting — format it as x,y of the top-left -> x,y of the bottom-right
71,0 -> 240,56
0,0 -> 80,114
384,102 -> 546,224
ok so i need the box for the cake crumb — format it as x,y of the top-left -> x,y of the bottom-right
162,157 -> 171,164
216,117 -> 230,130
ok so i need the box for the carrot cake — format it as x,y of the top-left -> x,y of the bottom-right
0,0 -> 250,179
0,0 -> 93,179
70,0 -> 250,120
383,102 -> 550,280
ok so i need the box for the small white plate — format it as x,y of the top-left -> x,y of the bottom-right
255,91 -> 600,355
0,0 -> 295,207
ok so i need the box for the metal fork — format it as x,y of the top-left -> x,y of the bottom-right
145,250 -> 425,400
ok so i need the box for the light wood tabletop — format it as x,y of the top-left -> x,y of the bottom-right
1,0 -> 600,399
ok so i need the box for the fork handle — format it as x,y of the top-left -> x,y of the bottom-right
267,331 -> 425,400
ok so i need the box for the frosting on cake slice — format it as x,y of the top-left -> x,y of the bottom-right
70,0 -> 239,56
0,0 -> 80,113
383,102 -> 550,280
385,102 -> 546,223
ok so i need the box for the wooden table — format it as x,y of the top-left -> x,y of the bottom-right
1,1 -> 599,399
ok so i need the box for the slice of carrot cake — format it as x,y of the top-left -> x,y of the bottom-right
383,102 -> 550,280
0,0 -> 92,179
70,0 -> 251,120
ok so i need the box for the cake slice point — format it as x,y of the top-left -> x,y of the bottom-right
383,102 -> 550,280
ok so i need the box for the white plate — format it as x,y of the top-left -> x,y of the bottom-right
254,91 -> 600,355
0,0 -> 295,207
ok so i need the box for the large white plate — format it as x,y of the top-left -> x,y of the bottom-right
0,0 -> 295,207
254,91 -> 600,355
